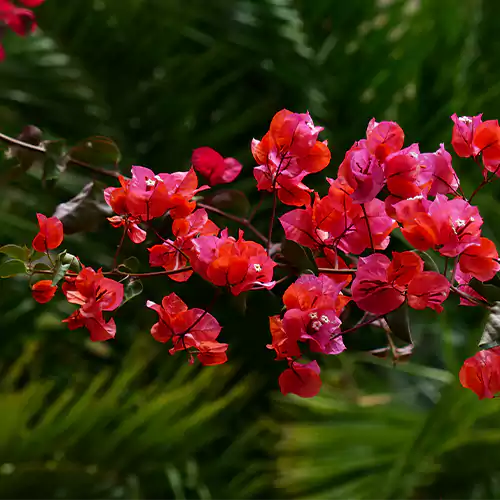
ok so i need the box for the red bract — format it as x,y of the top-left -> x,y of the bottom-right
0,0 -> 39,60
459,347 -> 500,399
352,252 -> 450,315
451,114 -> 482,158
267,315 -> 301,360
315,248 -> 353,288
459,237 -> 500,282
32,213 -> 64,252
148,208 -> 218,282
395,194 -> 482,257
281,275 -> 347,355
473,120 -> 500,172
279,360 -> 322,398
189,229 -> 275,295
192,147 -> 242,186
366,118 -> 405,162
62,267 -> 124,342
252,109 -> 330,206
104,166 -> 208,231
146,293 -> 227,365
32,280 -> 57,304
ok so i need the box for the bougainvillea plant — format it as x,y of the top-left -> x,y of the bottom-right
2,19 -> 500,399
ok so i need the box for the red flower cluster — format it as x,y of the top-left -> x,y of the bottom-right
62,267 -> 124,341
0,0 -> 44,60
148,208 -> 219,282
252,109 -> 331,206
16,107 -> 500,400
352,251 -> 450,316
104,165 -> 208,243
189,229 -> 276,295
268,275 -> 350,397
147,293 -> 227,365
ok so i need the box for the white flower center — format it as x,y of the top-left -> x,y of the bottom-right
459,116 -> 472,124
311,320 -> 323,331
253,263 -> 262,272
309,312 -> 318,320
320,315 -> 330,323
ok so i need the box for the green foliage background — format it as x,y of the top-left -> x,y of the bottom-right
1,0 -> 500,498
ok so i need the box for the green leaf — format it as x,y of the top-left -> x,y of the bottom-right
281,240 -> 318,274
42,139 -> 67,187
122,279 -> 143,305
69,136 -> 121,168
118,256 -> 140,274
53,181 -> 112,234
385,303 -> 412,344
479,302 -> 500,349
0,244 -> 30,262
468,278 -> 500,303
203,190 -> 250,217
0,259 -> 27,278
52,251 -> 72,286
32,262 -> 52,272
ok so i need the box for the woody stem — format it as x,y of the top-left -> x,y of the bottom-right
267,189 -> 277,255
198,202 -> 268,245
0,132 -> 120,179
30,267 -> 193,279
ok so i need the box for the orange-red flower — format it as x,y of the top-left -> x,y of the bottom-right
31,280 -> 57,304
62,267 -> 123,342
32,213 -> 64,252
189,229 -> 275,295
279,360 -> 322,398
147,293 -> 227,365
459,347 -> 500,399
459,237 -> 500,282
192,147 -> 242,186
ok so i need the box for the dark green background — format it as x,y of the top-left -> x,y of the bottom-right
1,0 -> 500,498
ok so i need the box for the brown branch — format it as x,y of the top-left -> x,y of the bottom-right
197,202 -> 269,245
317,267 -> 357,275
30,266 -> 192,279
0,131 -> 120,179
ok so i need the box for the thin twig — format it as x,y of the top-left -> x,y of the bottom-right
198,202 -> 268,245
0,132 -> 121,179
30,267 -> 192,279
317,267 -> 357,275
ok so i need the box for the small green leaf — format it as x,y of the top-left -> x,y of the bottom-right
203,190 -> 250,217
52,251 -> 72,286
69,136 -> 121,168
230,291 -> 248,315
33,262 -> 52,272
468,278 -> 500,303
122,279 -> 143,305
118,256 -> 141,274
42,139 -> 67,187
281,240 -> 318,274
385,303 -> 412,344
53,181 -> 112,234
0,244 -> 30,262
61,252 -> 81,272
479,302 -> 500,349
0,259 -> 27,278
416,250 -> 440,273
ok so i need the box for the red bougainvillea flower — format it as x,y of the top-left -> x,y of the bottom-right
315,248 -> 353,288
108,215 -> 146,244
279,360 -> 322,398
148,208 -> 219,282
473,119 -> 500,174
281,275 -> 348,355
394,194 -> 482,257
32,213 -> 64,252
281,179 -> 396,255
146,293 -> 227,365
451,113 -> 482,158
365,118 -> 405,162
104,166 -> 208,225
459,237 -> 500,282
252,109 -> 331,206
338,143 -> 385,203
419,144 -> 460,197
0,0 -> 44,60
459,347 -> 500,399
189,229 -> 275,295
352,252 -> 450,315
192,147 -> 243,186
62,267 -> 124,342
454,268 -> 489,307
31,280 -> 57,304
267,315 -> 301,360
